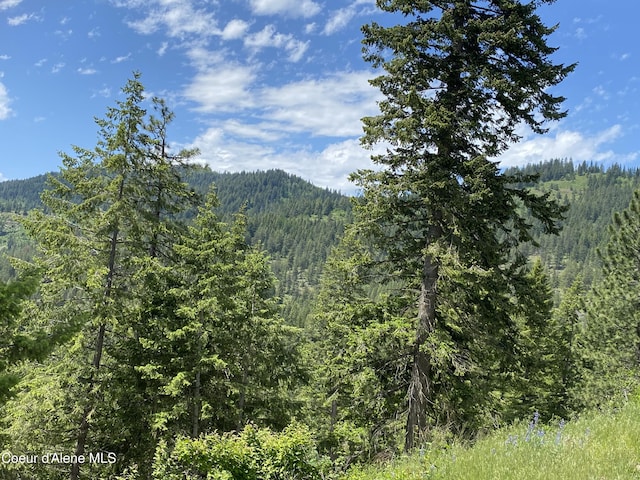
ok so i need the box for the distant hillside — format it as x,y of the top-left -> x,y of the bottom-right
0,168 -> 351,327
507,159 -> 640,291
2,160 -> 640,320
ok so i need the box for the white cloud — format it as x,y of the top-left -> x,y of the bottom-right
183,68 -> 380,139
121,0 -> 218,38
324,6 -> 357,35
222,119 -> 286,142
77,67 -> 97,75
244,24 -> 309,62
157,41 -> 168,56
249,0 -> 321,18
181,69 -> 385,192
592,85 -> 609,100
184,65 -> 256,112
0,0 -> 21,10
221,19 -> 250,40
0,82 -> 12,120
190,129 -> 376,193
112,53 -> 131,63
7,12 -> 36,26
574,27 -> 586,40
259,71 -> 381,137
185,46 -> 226,71
52,62 -> 65,73
92,86 -> 112,98
499,124 -> 638,167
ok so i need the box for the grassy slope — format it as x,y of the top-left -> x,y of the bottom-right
343,397 -> 640,480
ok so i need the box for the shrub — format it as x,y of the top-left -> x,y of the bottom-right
151,423 -> 325,480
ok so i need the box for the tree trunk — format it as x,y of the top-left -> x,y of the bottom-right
193,368 -> 201,438
405,251 -> 439,451
70,180 -> 124,480
193,318 -> 204,438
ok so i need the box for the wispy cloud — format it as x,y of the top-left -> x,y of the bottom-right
324,6 -> 357,35
157,42 -> 168,56
259,71 -> 381,137
499,124 -> 638,166
184,64 -> 257,112
112,53 -> 131,63
92,86 -> 112,98
7,12 -> 37,26
77,67 -> 98,75
0,82 -> 12,120
244,25 -> 309,62
182,69 -> 383,192
118,0 -> 219,38
51,62 -> 65,73
249,0 -> 321,18
0,0 -> 22,10
592,85 -> 610,100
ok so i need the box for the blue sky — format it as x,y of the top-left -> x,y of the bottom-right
0,0 -> 637,192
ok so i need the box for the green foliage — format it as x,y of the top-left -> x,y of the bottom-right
574,190 -> 640,409
1,74 -> 310,479
513,161 -> 640,290
150,423 -> 324,480
0,273 -> 40,402
135,190 -> 306,439
0,168 -> 350,328
498,260 -> 574,423
343,0 -> 574,449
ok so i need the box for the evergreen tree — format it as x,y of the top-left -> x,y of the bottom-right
310,229 -> 413,465
10,73 -> 197,479
0,272 -> 44,403
553,276 -> 585,413
501,260 -> 572,422
578,190 -> 640,408
350,0 -> 574,449
135,191 -> 305,441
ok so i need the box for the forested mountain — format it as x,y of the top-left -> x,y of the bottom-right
511,159 -> 640,292
2,159 -> 637,307
0,167 -> 350,326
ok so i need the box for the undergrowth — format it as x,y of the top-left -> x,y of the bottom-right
341,398 -> 640,480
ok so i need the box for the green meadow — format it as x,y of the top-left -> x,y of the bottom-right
343,396 -> 640,480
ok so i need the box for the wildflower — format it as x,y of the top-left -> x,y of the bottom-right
525,411 -> 540,443
555,419 -> 566,446
505,434 -> 518,446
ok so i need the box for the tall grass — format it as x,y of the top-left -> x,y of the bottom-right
341,399 -> 640,480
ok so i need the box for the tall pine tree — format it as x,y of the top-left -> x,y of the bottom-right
12,73 -> 198,479
349,0 -> 574,449
578,190 -> 640,408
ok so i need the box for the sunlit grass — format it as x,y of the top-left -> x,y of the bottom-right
341,399 -> 640,480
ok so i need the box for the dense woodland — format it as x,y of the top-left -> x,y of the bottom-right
2,159 -> 640,325
1,1 -> 640,479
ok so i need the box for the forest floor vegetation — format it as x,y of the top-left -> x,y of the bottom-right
341,394 -> 640,480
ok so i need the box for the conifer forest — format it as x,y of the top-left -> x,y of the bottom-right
1,1 -> 640,479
